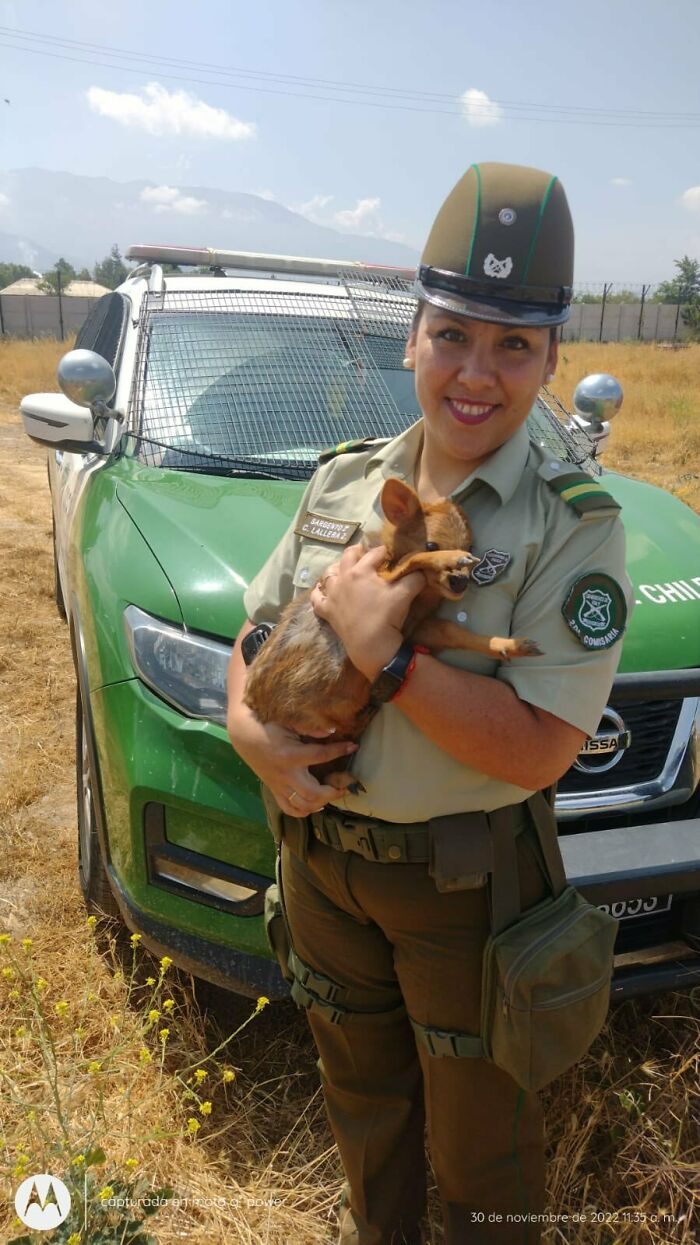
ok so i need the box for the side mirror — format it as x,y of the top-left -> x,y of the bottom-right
57,349 -> 116,409
570,373 -> 623,459
20,349 -> 119,454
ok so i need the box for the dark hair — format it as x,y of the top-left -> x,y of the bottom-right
409,299 -> 558,344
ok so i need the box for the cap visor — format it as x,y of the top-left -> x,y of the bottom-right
415,279 -> 570,327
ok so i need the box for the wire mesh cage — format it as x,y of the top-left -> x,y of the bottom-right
125,276 -> 598,480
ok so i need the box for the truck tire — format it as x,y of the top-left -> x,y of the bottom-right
76,687 -> 121,920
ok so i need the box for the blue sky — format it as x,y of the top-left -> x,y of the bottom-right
1,0 -> 699,284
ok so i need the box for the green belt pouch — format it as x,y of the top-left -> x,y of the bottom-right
480,791 -> 619,1091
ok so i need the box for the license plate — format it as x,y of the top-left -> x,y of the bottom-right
597,895 -> 673,921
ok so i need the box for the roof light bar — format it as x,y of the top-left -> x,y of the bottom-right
125,244 -> 415,281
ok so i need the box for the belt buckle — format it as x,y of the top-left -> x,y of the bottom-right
335,816 -> 379,861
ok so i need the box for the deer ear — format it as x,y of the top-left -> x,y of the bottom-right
381,478 -> 421,524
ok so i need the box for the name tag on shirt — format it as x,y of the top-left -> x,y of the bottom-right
294,511 -> 360,545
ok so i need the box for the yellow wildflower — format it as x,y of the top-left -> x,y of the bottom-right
0,932 -> 12,944
199,1101 -> 212,1116
159,1028 -> 169,1041
26,1110 -> 36,1123
255,995 -> 270,1012
72,1154 -> 86,1167
88,1061 -> 102,1075
67,1234 -> 82,1245
35,977 -> 48,992
162,999 -> 175,1012
15,1026 -> 26,1038
13,1160 -> 29,1178
2,966 -> 15,979
8,988 -> 20,1000
139,1047 -> 152,1064
86,916 -> 97,929
124,1158 -> 138,1171
159,956 -> 173,972
98,1185 -> 114,1201
145,976 -> 156,986
194,1069 -> 208,1083
186,1117 -> 201,1134
129,933 -> 142,946
55,1001 -> 69,1017
110,1014 -> 120,1027
87,991 -> 97,1002
75,1026 -> 86,1039
222,1069 -> 235,1083
147,1009 -> 160,1024
21,938 -> 33,950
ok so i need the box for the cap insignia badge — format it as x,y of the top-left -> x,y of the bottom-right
483,253 -> 513,279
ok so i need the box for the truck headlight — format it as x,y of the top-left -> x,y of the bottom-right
124,604 -> 232,725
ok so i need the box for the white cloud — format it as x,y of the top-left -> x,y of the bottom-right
610,177 -> 632,187
0,191 -> 8,209
255,189 -> 278,201
295,193 -> 335,223
460,88 -> 503,128
333,197 -> 382,232
680,186 -> 700,212
140,185 -> 208,215
87,82 -> 256,140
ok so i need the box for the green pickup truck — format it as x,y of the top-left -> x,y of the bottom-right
20,246 -> 700,1003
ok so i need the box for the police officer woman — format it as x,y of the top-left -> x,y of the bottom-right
226,163 -> 634,1245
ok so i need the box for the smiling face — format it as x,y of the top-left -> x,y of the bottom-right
404,302 -> 558,479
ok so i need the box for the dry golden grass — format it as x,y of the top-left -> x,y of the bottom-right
0,338 -> 698,1243
0,334 -> 77,409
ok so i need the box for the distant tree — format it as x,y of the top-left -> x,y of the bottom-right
39,257 -> 77,293
652,255 -> 700,304
0,261 -> 33,288
76,267 -> 92,281
573,288 -> 640,304
93,243 -> 129,290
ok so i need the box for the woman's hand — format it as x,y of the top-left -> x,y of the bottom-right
227,705 -> 358,818
310,544 -> 425,681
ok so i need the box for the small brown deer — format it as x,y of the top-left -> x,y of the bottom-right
243,478 -> 542,791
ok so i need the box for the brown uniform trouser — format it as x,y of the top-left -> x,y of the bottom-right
279,805 -> 552,1245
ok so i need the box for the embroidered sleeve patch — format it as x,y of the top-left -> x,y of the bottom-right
562,572 -> 627,649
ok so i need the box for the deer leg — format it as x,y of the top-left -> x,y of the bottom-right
409,618 -> 543,660
380,549 -> 479,582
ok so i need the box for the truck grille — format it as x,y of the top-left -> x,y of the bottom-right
558,699 -> 683,796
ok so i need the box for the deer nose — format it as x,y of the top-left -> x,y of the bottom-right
448,573 -> 471,594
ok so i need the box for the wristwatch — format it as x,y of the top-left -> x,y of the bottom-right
368,640 -> 417,704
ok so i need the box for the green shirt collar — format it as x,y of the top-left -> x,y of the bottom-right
364,416 -> 532,507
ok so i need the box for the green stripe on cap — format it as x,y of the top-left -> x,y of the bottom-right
464,164 -> 481,277
521,175 -> 557,282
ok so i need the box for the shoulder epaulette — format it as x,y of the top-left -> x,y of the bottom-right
537,459 -> 621,520
318,436 -> 392,465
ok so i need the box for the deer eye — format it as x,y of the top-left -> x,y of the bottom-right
425,542 -> 439,552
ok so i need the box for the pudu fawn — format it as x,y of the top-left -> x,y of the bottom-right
243,478 -> 542,793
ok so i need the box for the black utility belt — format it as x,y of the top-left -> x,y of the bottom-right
281,801 -> 531,890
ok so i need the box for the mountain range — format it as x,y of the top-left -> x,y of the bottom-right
0,168 -> 419,273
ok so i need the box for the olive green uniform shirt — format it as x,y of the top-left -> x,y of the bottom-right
242,418 -> 635,821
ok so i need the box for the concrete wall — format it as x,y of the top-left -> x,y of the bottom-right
561,302 -> 689,342
0,294 -> 100,339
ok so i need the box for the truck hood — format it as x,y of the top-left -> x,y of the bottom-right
114,459 -> 700,674
601,469 -> 700,673
115,461 -> 304,639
